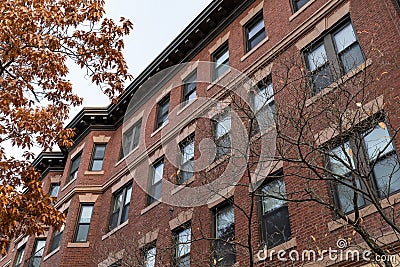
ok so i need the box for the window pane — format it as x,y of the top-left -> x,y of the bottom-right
334,23 -> 357,53
91,159 -> 104,171
49,184 -> 60,197
181,141 -> 194,164
50,231 -> 62,252
262,179 -> 287,213
215,49 -> 229,67
216,134 -> 231,159
125,186 -> 132,205
15,247 -> 25,264
248,17 -> 264,40
177,228 -> 191,257
177,255 -> 190,267
94,145 -> 106,158
75,224 -> 90,242
153,161 -> 164,184
33,240 -> 45,256
307,44 -> 328,72
329,142 -> 354,176
121,203 -> 130,223
294,0 -> 310,11
336,178 -> 365,213
312,64 -> 333,93
340,43 -> 364,73
112,193 -> 123,213
133,121 -> 141,148
145,247 -> 156,267
263,206 -> 291,248
215,114 -> 231,138
216,205 -> 234,240
79,206 -> 93,223
374,154 -> 400,197
363,123 -> 394,161
249,30 -> 266,50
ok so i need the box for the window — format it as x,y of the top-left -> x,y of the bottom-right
143,246 -> 156,267
121,120 -> 142,158
28,239 -> 46,267
67,153 -> 81,182
109,260 -> 122,267
183,72 -> 197,106
179,136 -> 195,184
329,121 -> 400,213
305,20 -> 364,94
174,227 -> 191,267
14,246 -> 24,267
109,184 -> 132,230
214,112 -> 231,160
244,12 -> 266,52
73,204 -> 94,242
49,223 -> 65,252
90,144 -> 106,171
253,78 -> 275,132
49,183 -> 60,198
291,0 -> 310,12
260,177 -> 291,248
213,203 -> 235,266
156,96 -> 170,129
212,43 -> 229,81
147,159 -> 164,205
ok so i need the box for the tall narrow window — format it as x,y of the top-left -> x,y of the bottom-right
28,239 -> 46,267
109,184 -> 132,230
14,246 -> 25,267
213,203 -> 235,266
121,120 -> 142,158
90,144 -> 106,171
156,96 -> 170,129
174,227 -> 191,267
183,72 -> 197,106
143,246 -> 156,267
244,12 -> 266,52
49,183 -> 60,198
214,112 -> 231,160
147,159 -> 164,205
253,79 -> 275,132
212,43 -> 229,81
67,153 -> 81,182
179,136 -> 195,184
304,20 -> 364,94
49,223 -> 65,253
73,204 -> 94,242
291,0 -> 310,12
261,177 -> 291,248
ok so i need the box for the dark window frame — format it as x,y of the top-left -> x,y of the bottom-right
251,77 -> 276,134
67,153 -> 82,183
141,243 -> 157,267
244,11 -> 266,52
326,117 -> 400,214
258,173 -> 292,248
156,95 -> 170,130
211,200 -> 236,267
303,18 -> 365,95
73,204 -> 94,243
213,111 -> 232,161
28,238 -> 46,267
182,71 -> 197,106
89,143 -> 107,171
120,120 -> 142,159
13,245 -> 25,267
108,183 -> 132,231
178,135 -> 195,184
212,42 -> 230,81
49,183 -> 60,198
173,224 -> 191,267
147,158 -> 164,206
290,0 -> 311,13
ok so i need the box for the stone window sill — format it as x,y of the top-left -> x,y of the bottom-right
328,191 -> 400,232
61,177 -> 76,192
206,154 -> 230,172
67,242 -> 90,248
43,247 -> 60,261
151,122 -> 169,137
115,146 -> 139,167
141,199 -> 162,215
171,177 -> 196,195
306,59 -> 372,107
289,0 -> 317,21
177,98 -> 198,116
207,69 -> 232,91
102,220 -> 129,240
241,36 -> 269,62
84,170 -> 104,175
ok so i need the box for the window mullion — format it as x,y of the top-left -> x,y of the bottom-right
324,34 -> 341,79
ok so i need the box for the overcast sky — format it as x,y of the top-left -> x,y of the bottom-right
67,0 -> 213,120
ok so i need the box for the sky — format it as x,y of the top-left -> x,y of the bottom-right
67,0 -> 214,120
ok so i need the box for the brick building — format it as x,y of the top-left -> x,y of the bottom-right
1,0 -> 400,266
